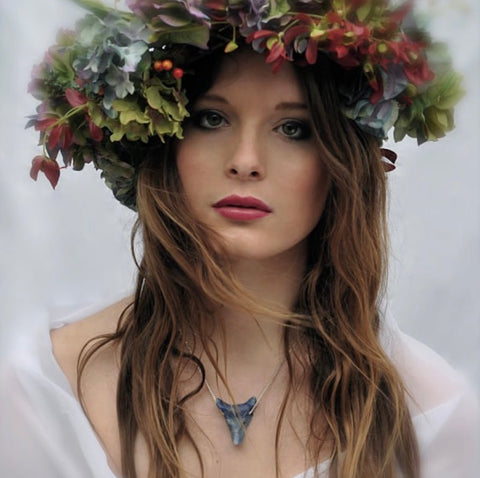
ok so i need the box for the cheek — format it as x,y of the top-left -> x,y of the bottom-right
288,161 -> 330,218
175,141 -> 219,225
176,137 -> 219,188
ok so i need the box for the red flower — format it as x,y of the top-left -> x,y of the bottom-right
247,29 -> 277,48
283,24 -> 311,46
394,40 -> 434,85
30,156 -> 61,189
283,17 -> 317,64
368,41 -> 392,69
323,15 -> 370,67
265,40 -> 288,73
35,117 -> 73,152
88,118 -> 103,142
247,31 -> 288,73
295,13 -> 314,25
65,88 -> 87,107
305,37 -> 319,64
34,117 -> 57,133
404,60 -> 434,85
326,11 -> 342,24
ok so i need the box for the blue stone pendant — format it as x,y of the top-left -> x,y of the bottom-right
215,396 -> 257,445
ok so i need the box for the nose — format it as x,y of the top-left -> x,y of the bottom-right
225,131 -> 265,180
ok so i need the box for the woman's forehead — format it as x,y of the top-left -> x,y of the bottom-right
202,49 -> 306,104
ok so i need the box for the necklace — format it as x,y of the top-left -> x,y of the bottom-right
202,359 -> 285,446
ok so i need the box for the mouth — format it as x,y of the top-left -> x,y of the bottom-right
213,195 -> 272,212
212,195 -> 272,220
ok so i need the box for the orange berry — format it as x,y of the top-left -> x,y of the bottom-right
153,60 -> 163,72
161,59 -> 173,71
173,67 -> 184,79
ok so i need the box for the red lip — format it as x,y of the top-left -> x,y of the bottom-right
212,195 -> 272,221
213,195 -> 272,211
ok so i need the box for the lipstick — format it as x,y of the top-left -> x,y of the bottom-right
212,195 -> 272,221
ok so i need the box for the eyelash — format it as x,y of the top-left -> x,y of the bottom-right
191,110 -> 228,130
275,120 -> 312,141
191,110 -> 312,141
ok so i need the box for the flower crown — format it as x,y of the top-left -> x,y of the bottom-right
28,0 -> 463,209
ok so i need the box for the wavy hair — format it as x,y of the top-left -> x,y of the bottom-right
78,51 -> 419,478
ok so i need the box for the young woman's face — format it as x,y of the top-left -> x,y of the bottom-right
176,50 -> 330,262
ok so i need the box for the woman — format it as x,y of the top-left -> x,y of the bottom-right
1,0 -> 478,477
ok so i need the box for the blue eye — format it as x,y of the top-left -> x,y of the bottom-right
277,121 -> 311,140
192,110 -> 227,129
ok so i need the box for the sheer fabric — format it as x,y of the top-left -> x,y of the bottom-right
1,299 -> 478,478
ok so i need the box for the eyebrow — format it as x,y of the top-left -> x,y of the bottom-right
197,94 -> 308,111
275,101 -> 308,111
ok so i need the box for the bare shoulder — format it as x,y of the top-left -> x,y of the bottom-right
50,296 -> 132,396
50,296 -> 133,472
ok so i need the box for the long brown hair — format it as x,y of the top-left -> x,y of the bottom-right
78,51 -> 419,478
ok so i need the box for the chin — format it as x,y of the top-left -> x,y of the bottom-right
222,244 -> 272,262
221,237 -> 308,265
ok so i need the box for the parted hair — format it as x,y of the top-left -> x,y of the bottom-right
78,49 -> 420,478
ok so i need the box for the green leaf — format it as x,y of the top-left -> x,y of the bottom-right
428,71 -> 464,110
145,85 -> 168,111
87,102 -> 105,126
96,153 -> 135,178
109,122 -> 149,143
162,98 -> 187,122
49,49 -> 76,86
224,41 -> 239,53
424,107 -> 454,139
123,122 -> 150,142
356,4 -> 372,22
148,108 -> 182,138
68,0 -> 132,21
267,0 -> 290,20
113,98 -> 150,125
72,128 -> 88,146
150,24 -> 210,49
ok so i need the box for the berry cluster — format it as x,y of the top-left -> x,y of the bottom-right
153,59 -> 184,79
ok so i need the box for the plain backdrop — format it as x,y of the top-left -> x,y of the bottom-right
0,0 -> 478,393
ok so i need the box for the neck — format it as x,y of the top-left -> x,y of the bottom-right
206,247 -> 306,374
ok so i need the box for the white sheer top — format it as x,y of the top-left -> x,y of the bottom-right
1,299 -> 478,478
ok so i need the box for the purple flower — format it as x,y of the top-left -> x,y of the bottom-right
380,63 -> 409,101
342,98 -> 400,139
239,0 -> 270,30
104,65 -> 136,109
340,63 -> 409,138
235,0 -> 293,36
127,0 -> 210,29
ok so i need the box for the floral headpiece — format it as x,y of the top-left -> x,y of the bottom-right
28,0 -> 463,209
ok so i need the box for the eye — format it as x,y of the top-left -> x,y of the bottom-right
277,120 -> 312,140
192,110 -> 228,130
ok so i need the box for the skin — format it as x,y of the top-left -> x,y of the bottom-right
51,51 -> 332,477
177,49 -> 329,265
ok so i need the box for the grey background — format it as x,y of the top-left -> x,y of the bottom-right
1,0 -> 478,392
